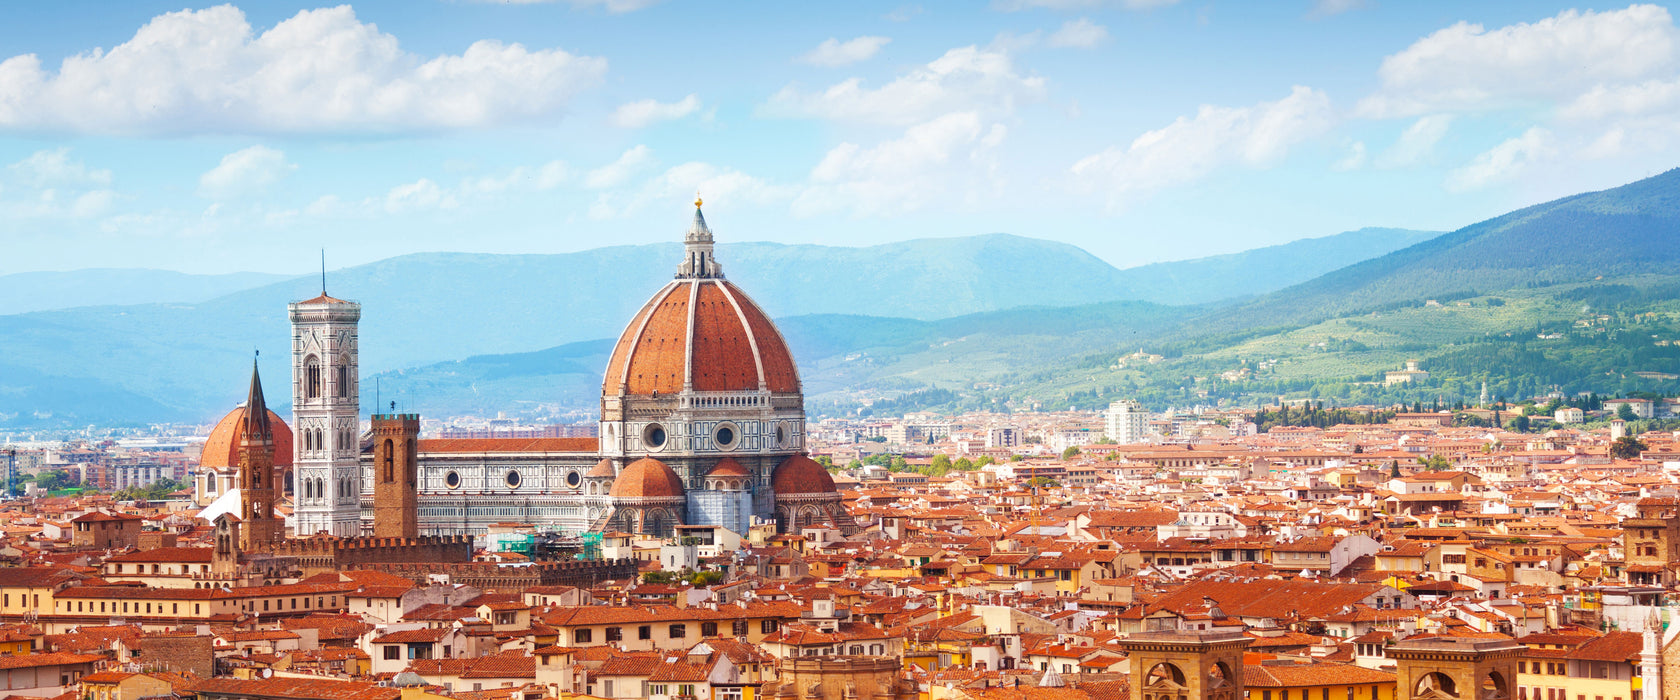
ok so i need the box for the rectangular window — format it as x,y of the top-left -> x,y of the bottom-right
604,681 -> 613,697
606,627 -> 622,642
701,622 -> 718,637
384,646 -> 401,660
639,625 -> 652,640
1519,662 -> 1527,673
733,620 -> 748,636
762,619 -> 778,633
575,629 -> 593,643
669,624 -> 686,638
1263,692 -> 1272,700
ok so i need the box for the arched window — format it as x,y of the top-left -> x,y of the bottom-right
335,358 -> 350,399
382,439 -> 395,483
304,356 -> 321,399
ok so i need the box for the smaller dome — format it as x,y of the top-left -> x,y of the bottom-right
586,459 -> 616,479
772,455 -> 836,495
708,458 -> 750,478
610,457 -> 686,499
201,404 -> 293,470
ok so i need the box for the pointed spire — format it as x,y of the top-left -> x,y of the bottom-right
242,355 -> 273,444
676,194 -> 723,279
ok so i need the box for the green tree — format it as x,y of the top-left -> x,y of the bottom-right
930,454 -> 952,473
682,570 -> 724,587
815,455 -> 834,468
1417,455 -> 1452,471
954,457 -> 975,471
1389,461 -> 1401,479
641,571 -> 677,585
1010,454 -> 1025,462
846,460 -> 863,470
1061,446 -> 1082,460
1617,403 -> 1638,421
976,455 -> 996,467
1610,436 -> 1649,460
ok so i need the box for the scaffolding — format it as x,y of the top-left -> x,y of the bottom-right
579,532 -> 602,561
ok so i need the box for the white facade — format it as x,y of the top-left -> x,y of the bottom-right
289,295 -> 363,537
1104,400 -> 1147,444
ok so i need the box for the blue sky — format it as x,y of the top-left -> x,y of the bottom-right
2,0 -> 1678,275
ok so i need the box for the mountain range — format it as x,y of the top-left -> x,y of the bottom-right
0,225 -> 1438,427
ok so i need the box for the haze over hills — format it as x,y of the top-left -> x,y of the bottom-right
0,227 -> 1433,427
0,269 -> 292,315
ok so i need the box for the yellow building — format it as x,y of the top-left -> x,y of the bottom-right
80,671 -> 179,700
1244,658 -> 1399,700
1516,632 -> 1643,700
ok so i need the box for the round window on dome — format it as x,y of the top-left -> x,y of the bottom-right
445,471 -> 461,489
566,470 -> 582,488
643,423 -> 667,450
506,471 -> 522,489
715,423 -> 739,451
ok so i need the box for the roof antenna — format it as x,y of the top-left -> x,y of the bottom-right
320,249 -> 328,296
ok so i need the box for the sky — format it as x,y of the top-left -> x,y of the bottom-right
2,0 -> 1679,275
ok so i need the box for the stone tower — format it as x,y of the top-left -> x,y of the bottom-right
289,292 -> 362,537
237,361 -> 284,549
212,513 -> 241,576
1119,630 -> 1252,700
372,413 -> 420,539
1388,638 -> 1522,700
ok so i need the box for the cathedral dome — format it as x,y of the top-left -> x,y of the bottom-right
609,457 -> 686,499
708,457 -> 750,478
772,455 -> 836,495
586,459 -> 616,478
201,404 -> 293,470
601,205 -> 799,397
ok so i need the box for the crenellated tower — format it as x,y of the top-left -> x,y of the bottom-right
372,413 -> 420,539
289,291 -> 362,537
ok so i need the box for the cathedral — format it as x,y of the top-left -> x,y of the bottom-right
197,201 -> 851,540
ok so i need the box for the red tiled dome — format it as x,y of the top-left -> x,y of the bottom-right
609,457 -> 686,499
586,459 -> 616,478
602,279 -> 799,396
708,458 -> 750,478
201,405 -> 293,469
772,455 -> 836,495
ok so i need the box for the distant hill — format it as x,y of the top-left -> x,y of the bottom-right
0,269 -> 292,315
1109,228 -> 1441,304
1210,168 -> 1680,330
0,229 -> 1428,427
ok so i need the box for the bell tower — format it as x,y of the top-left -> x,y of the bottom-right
1119,630 -> 1251,700
1388,638 -> 1522,700
237,360 -> 283,549
289,291 -> 362,538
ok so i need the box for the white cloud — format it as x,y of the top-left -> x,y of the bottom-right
1446,127 -> 1555,192
1333,141 -> 1367,171
609,94 -> 702,128
1071,86 -> 1334,201
1309,0 -> 1368,18
0,5 -> 607,135
590,161 -> 786,219
765,46 -> 1045,125
993,0 -> 1177,10
1375,114 -> 1453,168
198,146 -> 295,199
7,148 -> 111,187
586,146 -> 655,189
1047,19 -> 1109,48
384,178 -> 458,214
799,36 -> 891,67
463,0 -> 661,11
795,111 -> 1007,216
1357,5 -> 1679,118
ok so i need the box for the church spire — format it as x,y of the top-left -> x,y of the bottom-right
242,356 -> 272,445
676,195 -> 723,279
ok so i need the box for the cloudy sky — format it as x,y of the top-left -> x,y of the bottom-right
3,0 -> 1679,275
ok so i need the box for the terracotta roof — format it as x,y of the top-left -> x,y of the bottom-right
708,458 -> 750,478
1244,660 -> 1397,687
187,677 -> 398,700
610,458 -> 686,499
773,456 -> 837,495
587,459 -> 616,478
417,438 -> 597,454
602,279 -> 799,396
0,652 -> 105,670
201,405 -> 293,469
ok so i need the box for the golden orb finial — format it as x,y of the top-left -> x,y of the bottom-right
694,192 -> 703,208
